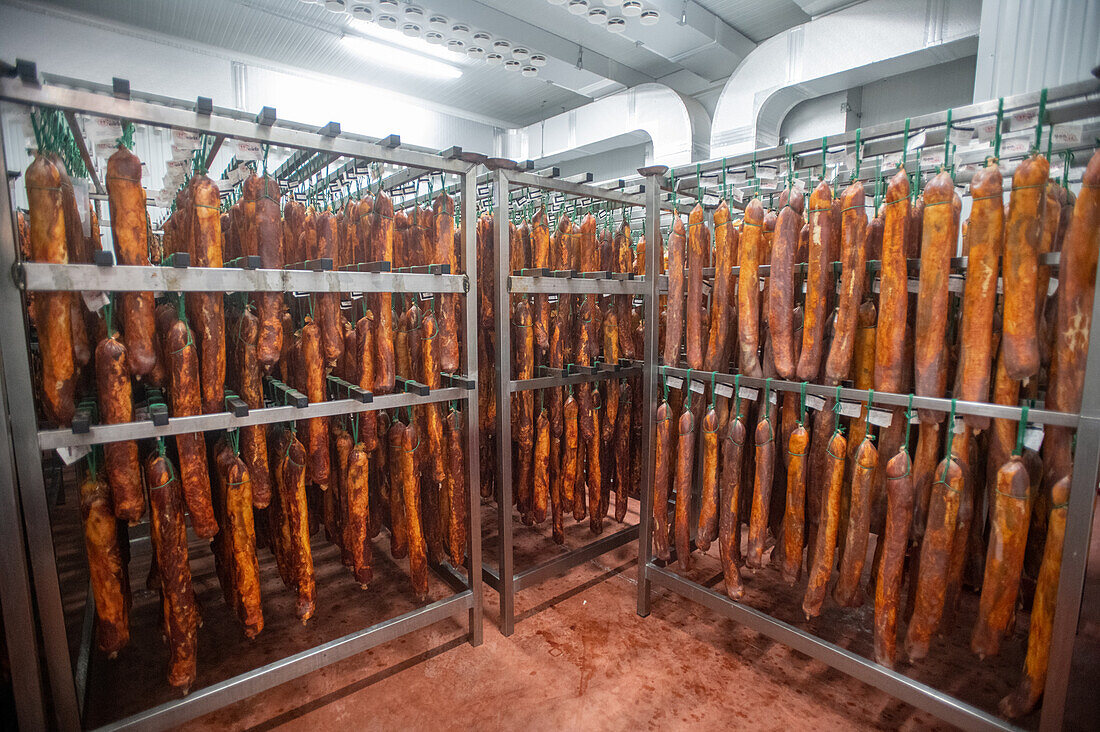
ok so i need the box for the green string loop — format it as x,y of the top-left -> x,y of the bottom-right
903,393 -> 914,449
901,118 -> 911,170
799,381 -> 807,426
1033,88 -> 1048,152
994,98 -> 1005,160
865,388 -> 875,437
1014,403 -> 1030,456
832,384 -> 843,434
941,398 -> 958,481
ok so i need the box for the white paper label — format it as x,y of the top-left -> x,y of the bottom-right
739,386 -> 758,401
689,380 -> 705,395
920,150 -> 941,168
94,141 -> 117,159
838,401 -> 862,418
1010,108 -> 1038,130
976,119 -> 999,141
910,412 -> 921,424
1001,137 -> 1030,155
768,391 -> 778,405
805,394 -> 825,411
166,158 -> 189,174
172,128 -> 202,149
868,408 -> 893,427
86,117 -> 122,144
171,144 -> 194,162
792,177 -> 806,193
949,127 -> 973,146
665,376 -> 683,389
906,129 -> 927,151
234,139 -> 263,161
756,166 -> 778,182
953,418 -> 967,434
72,178 -> 90,235
215,178 -> 235,192
1024,425 -> 1044,452
714,383 -> 733,399
81,290 -> 109,311
56,444 -> 92,465
1052,123 -> 1083,145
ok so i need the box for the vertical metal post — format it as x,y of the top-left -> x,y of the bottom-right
0,103 -> 81,730
460,166 -> 484,647
492,169 -> 516,636
637,174 -> 663,617
1039,249 -> 1100,731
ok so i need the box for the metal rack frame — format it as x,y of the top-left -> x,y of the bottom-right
635,80 -> 1099,732
486,165 -> 670,637
0,76 -> 483,730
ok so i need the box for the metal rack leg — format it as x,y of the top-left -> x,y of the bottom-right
0,104 -> 80,730
637,173 -> 663,618
1039,247 -> 1100,730
493,169 -> 516,636
461,167 -> 484,647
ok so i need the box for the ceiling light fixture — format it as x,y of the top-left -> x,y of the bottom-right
621,0 -> 641,16
467,46 -> 485,59
472,31 -> 492,45
404,5 -> 425,19
486,52 -> 503,65
376,13 -> 399,29
521,66 -> 538,77
607,16 -> 626,32
640,9 -> 659,24
587,7 -> 608,23
567,0 -> 589,15
493,39 -> 511,53
376,0 -> 398,9
446,38 -> 466,52
603,0 -> 622,5
547,0 -> 568,5
340,35 -> 462,79
349,18 -> 467,62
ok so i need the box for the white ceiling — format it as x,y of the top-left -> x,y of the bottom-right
2,0 -> 813,126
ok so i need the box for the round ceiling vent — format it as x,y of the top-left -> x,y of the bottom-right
639,9 -> 659,24
376,13 -> 398,29
467,46 -> 485,59
607,16 -> 626,32
511,46 -> 530,60
485,52 -> 504,65
587,7 -> 608,23
324,0 -> 346,12
349,5 -> 372,21
428,15 -> 449,31
446,38 -> 466,51
504,59 -> 522,70
377,0 -> 399,10
567,0 -> 589,15
425,30 -> 445,44
521,66 -> 538,77
403,5 -> 425,20
621,0 -> 642,17
401,23 -> 422,37
450,23 -> 471,37
529,54 -> 548,67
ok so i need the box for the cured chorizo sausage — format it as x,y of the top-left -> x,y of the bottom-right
213,443 -> 263,638
549,307 -> 566,541
301,318 -> 330,488
770,190 -> 805,379
696,405 -> 720,551
616,221 -> 636,360
913,171 -> 956,422
80,470 -> 130,656
663,216 -> 687,366
1000,476 -> 1070,718
673,404 -> 695,568
972,456 -> 1030,658
534,407 -> 550,525
1002,154 -> 1050,379
394,420 -> 428,599
563,393 -> 581,522
874,170 -> 910,393
186,175 -> 226,415
233,308 -> 271,508
704,201 -> 735,370
835,436 -> 878,606
443,409 -> 466,566
587,387 -> 604,532
372,191 -> 396,394
316,211 -> 344,365
25,154 -> 75,426
434,192 -> 461,372
906,456 -> 962,661
146,452 -> 198,690
93,335 -> 144,521
719,412 -> 747,598
873,447 -> 914,668
345,440 -> 372,587
251,175 -> 284,369
824,183 -> 868,384
531,206 -> 551,361
797,182 -> 834,381
421,311 -> 446,482
685,204 -> 707,369
165,318 -> 218,538
957,161 -> 1004,428
746,407 -> 776,568
106,146 -> 157,377
281,431 -> 315,621
780,423 -> 810,584
803,429 -> 848,618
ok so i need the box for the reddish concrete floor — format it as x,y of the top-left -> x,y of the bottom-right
56,491 -> 1054,731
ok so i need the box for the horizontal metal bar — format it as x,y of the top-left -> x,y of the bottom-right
671,79 -> 1098,178
513,524 -> 638,592
509,274 -> 648,295
20,263 -> 466,294
1,78 -> 470,175
38,388 -> 469,449
97,590 -> 473,732
481,564 -> 501,591
646,566 -> 1015,732
510,365 -> 642,392
659,366 -> 1078,427
503,169 -> 646,207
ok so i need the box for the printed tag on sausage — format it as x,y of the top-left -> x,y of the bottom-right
665,376 -> 684,390
714,383 -> 734,399
739,386 -> 758,401
768,390 -> 778,405
82,290 -> 110,312
1024,425 -> 1044,452
1052,123 -> 1083,145
234,139 -> 263,161
867,408 -> 893,428
689,380 -> 706,395
805,394 -> 825,411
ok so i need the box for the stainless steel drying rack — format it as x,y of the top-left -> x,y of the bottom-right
0,74 -> 483,731
635,79 -> 1100,732
485,163 -> 678,636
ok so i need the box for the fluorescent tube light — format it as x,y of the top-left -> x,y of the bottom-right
340,34 -> 463,79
